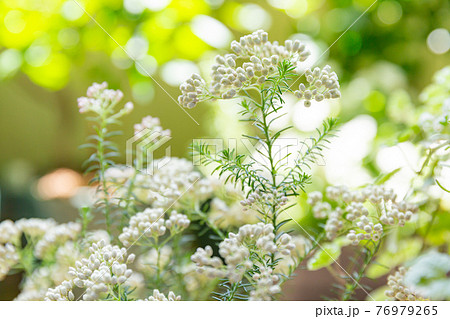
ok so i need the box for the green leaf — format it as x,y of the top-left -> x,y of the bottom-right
374,167 -> 401,185
307,241 -> 344,270
397,129 -> 413,142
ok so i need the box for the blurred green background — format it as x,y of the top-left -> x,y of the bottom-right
0,0 -> 448,217
0,0 -> 449,301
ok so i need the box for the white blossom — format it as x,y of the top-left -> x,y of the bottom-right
46,240 -> 135,301
0,220 -> 21,244
133,115 -> 171,138
191,223 -> 296,284
385,267 -> 425,301
275,236 -> 311,275
14,241 -> 81,301
240,189 -> 288,211
142,289 -> 181,301
164,210 -> 191,232
249,267 -> 281,301
294,65 -> 341,107
119,208 -> 164,246
16,218 -> 57,238
77,82 -> 133,116
106,157 -> 213,208
178,30 -> 340,109
0,243 -> 19,280
104,166 -> 135,182
309,185 -> 418,242
34,222 -> 81,259
119,208 -> 190,247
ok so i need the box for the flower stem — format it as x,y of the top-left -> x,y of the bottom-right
97,114 -> 113,237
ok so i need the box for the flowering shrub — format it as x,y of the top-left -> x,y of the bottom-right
0,31 -> 448,301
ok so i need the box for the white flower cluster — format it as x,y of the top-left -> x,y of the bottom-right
231,30 -> 310,61
142,289 -> 181,301
249,267 -> 281,301
307,191 -> 322,205
240,189 -> 288,211
45,280 -> 75,301
119,208 -> 190,247
133,115 -> 171,137
15,289 -> 47,301
178,30 -> 340,109
379,205 -> 413,227
77,82 -> 133,115
313,203 -> 332,219
137,157 -> 212,207
104,166 -> 135,184
231,223 -> 294,256
34,222 -> 81,259
275,235 -> 311,275
385,267 -> 424,301
46,240 -> 136,301
0,243 -> 19,280
307,191 -> 331,219
119,208 -> 165,246
308,185 -> 417,242
323,207 -> 344,240
0,218 -> 82,283
106,158 -> 213,208
191,245 -> 250,283
14,237 -> 87,300
294,65 -> 341,107
165,210 -> 190,231
16,218 -> 57,238
0,220 -> 21,244
191,223 -> 295,283
178,74 -> 207,108
347,219 -> 383,245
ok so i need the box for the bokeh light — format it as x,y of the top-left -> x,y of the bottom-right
191,15 -> 232,49
4,10 -> 26,34
0,49 -> 22,79
161,59 -> 199,86
36,168 -> 84,200
377,1 -> 403,25
427,28 -> 450,54
236,3 -> 272,31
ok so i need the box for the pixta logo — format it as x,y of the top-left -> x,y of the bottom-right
126,128 -> 171,175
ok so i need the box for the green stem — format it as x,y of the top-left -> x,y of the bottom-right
225,282 -> 239,301
194,209 -> 226,239
172,234 -> 189,298
421,209 -> 438,253
342,240 -> 380,301
155,245 -> 162,286
259,81 -> 283,266
19,242 -> 34,276
97,114 -> 112,237
120,169 -> 138,229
